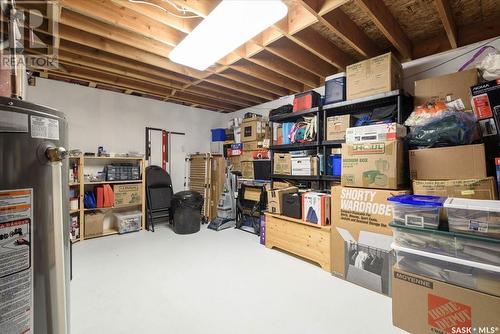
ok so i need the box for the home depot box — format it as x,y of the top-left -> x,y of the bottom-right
392,268 -> 500,334
84,212 -> 104,238
241,161 -> 254,179
114,184 -> 141,206
409,144 -> 487,180
241,118 -> 266,142
345,123 -> 407,143
267,186 -> 298,214
346,52 -> 402,100
291,156 -> 318,176
331,186 -> 410,295
326,115 -> 353,141
414,69 -> 478,110
273,153 -> 291,175
413,177 -> 498,200
302,192 -> 330,226
470,79 -> 500,120
341,140 -> 406,190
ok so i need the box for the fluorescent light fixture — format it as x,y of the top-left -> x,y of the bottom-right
169,0 -> 288,71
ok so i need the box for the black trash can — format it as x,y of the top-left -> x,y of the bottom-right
172,191 -> 203,234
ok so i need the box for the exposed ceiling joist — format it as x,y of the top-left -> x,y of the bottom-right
434,0 -> 458,49
217,69 -> 290,97
354,0 -> 412,59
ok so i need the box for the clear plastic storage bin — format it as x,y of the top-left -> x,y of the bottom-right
114,211 -> 141,234
392,243 -> 500,297
445,198 -> 500,238
390,223 -> 500,266
388,195 -> 446,229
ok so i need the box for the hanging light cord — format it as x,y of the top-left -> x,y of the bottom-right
128,0 -> 200,19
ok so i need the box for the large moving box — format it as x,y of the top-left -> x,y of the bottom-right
331,186 -> 409,296
341,140 -> 406,190
409,144 -> 487,180
393,268 -> 500,334
413,178 -> 498,200
346,52 -> 402,100
414,69 -> 478,110
241,118 -> 266,142
267,186 -> 298,214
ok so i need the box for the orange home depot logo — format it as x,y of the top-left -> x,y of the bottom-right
428,294 -> 471,333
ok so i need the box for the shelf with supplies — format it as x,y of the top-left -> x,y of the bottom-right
270,142 -> 319,151
68,155 -> 146,243
321,140 -> 344,147
269,106 -> 319,122
271,174 -> 320,181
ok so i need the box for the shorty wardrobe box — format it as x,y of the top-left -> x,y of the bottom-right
331,186 -> 409,296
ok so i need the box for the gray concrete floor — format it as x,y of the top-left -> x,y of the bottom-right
71,225 -> 406,334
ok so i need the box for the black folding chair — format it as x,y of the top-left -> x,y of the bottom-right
145,166 -> 174,232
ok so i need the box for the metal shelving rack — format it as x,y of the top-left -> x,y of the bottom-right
269,90 -> 413,191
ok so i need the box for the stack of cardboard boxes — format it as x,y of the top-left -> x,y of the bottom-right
239,116 -> 270,179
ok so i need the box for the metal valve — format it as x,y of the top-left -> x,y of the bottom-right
45,146 -> 68,162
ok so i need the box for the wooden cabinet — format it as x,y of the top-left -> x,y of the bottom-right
265,213 -> 331,272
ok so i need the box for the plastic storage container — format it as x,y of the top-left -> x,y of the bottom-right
211,128 -> 226,142
388,195 -> 446,229
114,210 -> 141,234
445,197 -> 500,238
390,223 -> 500,266
393,243 -> 500,297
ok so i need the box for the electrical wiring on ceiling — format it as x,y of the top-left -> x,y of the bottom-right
128,0 -> 200,19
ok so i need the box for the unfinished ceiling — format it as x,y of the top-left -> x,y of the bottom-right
11,0 -> 500,112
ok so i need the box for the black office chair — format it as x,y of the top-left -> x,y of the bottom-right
145,166 -> 174,232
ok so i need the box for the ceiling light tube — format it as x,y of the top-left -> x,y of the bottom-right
169,0 -> 288,71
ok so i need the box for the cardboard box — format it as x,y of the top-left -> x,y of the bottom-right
267,186 -> 298,214
84,212 -> 104,237
331,186 -> 410,295
229,155 -> 241,171
331,186 -> 409,295
341,140 -> 406,190
392,268 -> 500,334
345,122 -> 407,143
240,150 -> 256,162
415,69 -> 478,110
227,143 -> 242,156
241,161 -> 254,179
326,115 -> 353,141
114,184 -> 141,206
470,79 -> 500,120
302,192 -> 331,226
409,144 -> 487,180
291,156 -> 318,176
241,118 -> 266,142
346,52 -> 402,100
413,177 -> 498,200
273,153 -> 291,175
273,181 -> 292,189
243,140 -> 264,151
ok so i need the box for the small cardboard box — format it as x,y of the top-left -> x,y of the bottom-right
346,52 -> 402,100
267,186 -> 298,214
415,69 -> 478,110
240,150 -> 256,162
413,177 -> 498,200
470,79 -> 500,120
273,153 -> 291,175
341,140 -> 406,190
243,140 -> 264,151
229,155 -> 241,171
273,181 -> 293,189
326,115 -> 353,141
345,122 -> 407,143
241,161 -> 254,179
291,156 -> 318,176
84,212 -> 104,237
331,186 -> 410,295
302,192 -> 331,226
392,268 -> 500,334
114,184 -> 141,206
227,143 -> 242,156
409,144 -> 487,180
241,119 -> 266,142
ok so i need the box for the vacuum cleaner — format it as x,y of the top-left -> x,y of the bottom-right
208,167 -> 238,231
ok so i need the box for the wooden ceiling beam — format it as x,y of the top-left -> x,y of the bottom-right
203,76 -> 274,102
217,69 -> 290,97
168,0 -> 220,18
355,0 -> 412,59
247,50 -> 320,89
299,0 -> 351,16
59,0 -> 185,47
263,37 -> 337,77
434,0 -> 458,49
109,0 -> 202,34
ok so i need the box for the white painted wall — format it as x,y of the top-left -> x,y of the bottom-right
225,37 -> 500,124
25,78 -> 227,191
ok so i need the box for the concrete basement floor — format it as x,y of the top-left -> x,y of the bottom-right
71,225 -> 406,334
